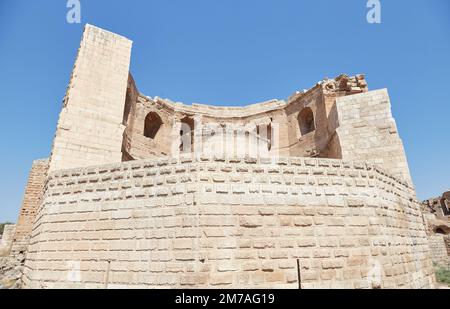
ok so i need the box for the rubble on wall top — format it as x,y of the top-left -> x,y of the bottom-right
32,158 -> 50,164
139,74 -> 369,118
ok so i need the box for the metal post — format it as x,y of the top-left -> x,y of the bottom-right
297,259 -> 302,290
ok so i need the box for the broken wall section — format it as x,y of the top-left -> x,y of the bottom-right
11,159 -> 49,257
49,24 -> 133,172
335,89 -> 413,187
0,225 -> 16,256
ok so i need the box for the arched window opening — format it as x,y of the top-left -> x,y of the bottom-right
256,123 -> 273,151
144,112 -> 163,139
435,228 -> 446,235
256,124 -> 273,151
267,123 -> 273,151
298,107 -> 315,136
180,117 -> 195,153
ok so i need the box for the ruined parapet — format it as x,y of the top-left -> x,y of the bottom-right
421,191 -> 450,267
48,24 -> 133,172
421,190 -> 450,234
423,190 -> 450,218
120,72 -> 414,188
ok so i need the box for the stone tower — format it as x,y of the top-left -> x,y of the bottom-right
48,24 -> 133,172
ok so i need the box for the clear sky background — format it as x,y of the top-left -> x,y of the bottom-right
0,0 -> 449,222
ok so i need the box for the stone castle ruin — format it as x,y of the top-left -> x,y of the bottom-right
0,24 -> 441,288
421,190 -> 450,268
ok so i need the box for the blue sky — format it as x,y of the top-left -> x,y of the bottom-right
0,0 -> 449,222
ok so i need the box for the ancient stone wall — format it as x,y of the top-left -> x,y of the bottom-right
423,192 -> 450,219
122,93 -> 178,160
120,73 -> 414,188
0,225 -> 16,256
427,236 -> 450,267
43,26 -> 414,189
335,89 -> 413,186
48,24 -> 132,172
421,191 -> 450,267
6,24 -> 434,290
11,159 -> 49,256
23,157 -> 434,289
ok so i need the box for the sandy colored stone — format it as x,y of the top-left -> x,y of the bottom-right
3,24 -> 442,289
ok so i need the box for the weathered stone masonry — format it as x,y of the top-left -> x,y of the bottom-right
421,191 -> 450,267
0,225 -> 16,255
49,25 -> 132,172
22,157 -> 434,288
5,24 -> 439,288
11,159 -> 49,256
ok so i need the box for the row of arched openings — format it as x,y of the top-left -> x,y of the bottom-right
143,107 -> 315,148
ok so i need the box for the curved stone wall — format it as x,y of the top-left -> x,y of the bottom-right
23,157 -> 435,289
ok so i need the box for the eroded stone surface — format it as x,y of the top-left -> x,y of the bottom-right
0,255 -> 24,289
